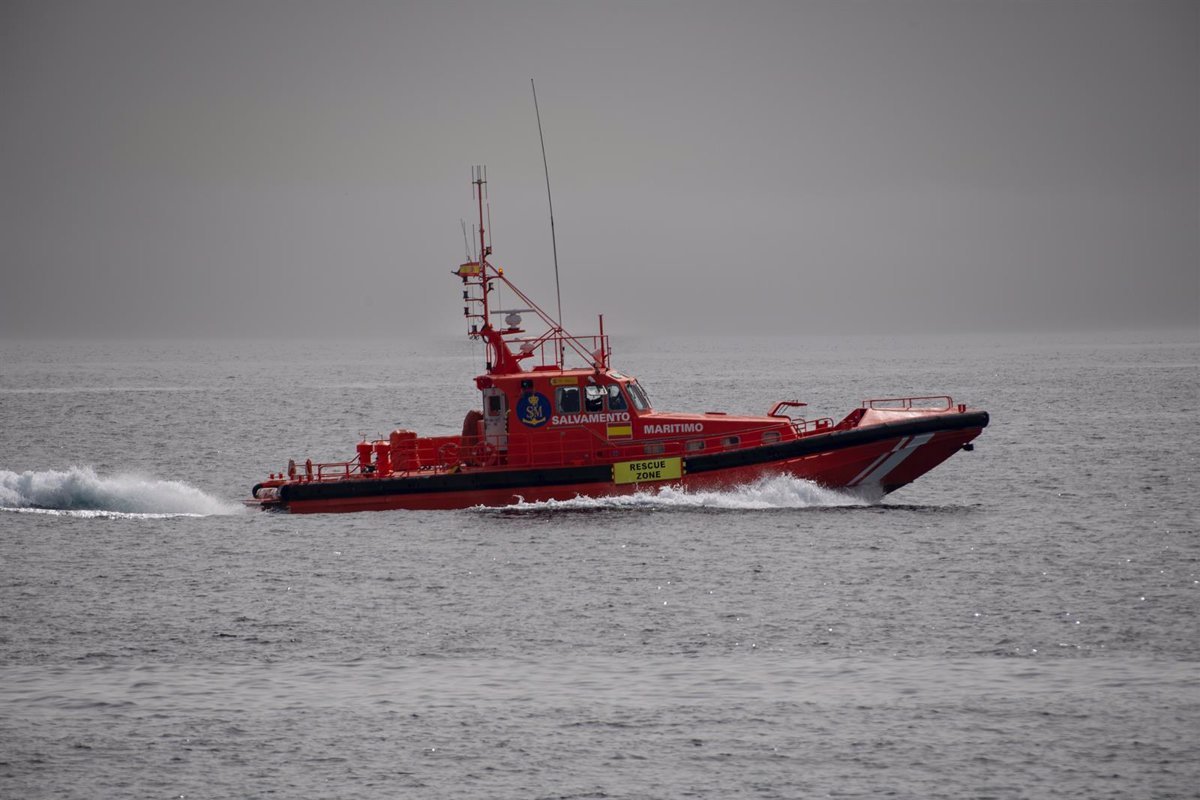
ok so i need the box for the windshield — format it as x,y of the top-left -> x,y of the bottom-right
627,380 -> 651,411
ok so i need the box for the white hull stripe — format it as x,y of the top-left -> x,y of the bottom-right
849,433 -> 935,487
848,436 -> 909,486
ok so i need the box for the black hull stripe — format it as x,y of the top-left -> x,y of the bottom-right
685,410 -> 989,474
280,464 -> 612,503
278,411 -> 989,503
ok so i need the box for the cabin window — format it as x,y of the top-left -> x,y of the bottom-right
685,440 -> 705,452
487,395 -> 503,415
556,386 -> 580,414
628,381 -> 651,411
606,384 -> 628,411
721,436 -> 741,448
644,442 -> 665,455
761,430 -> 780,444
584,385 -> 605,412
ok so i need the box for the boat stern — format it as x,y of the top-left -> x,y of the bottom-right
246,482 -> 286,511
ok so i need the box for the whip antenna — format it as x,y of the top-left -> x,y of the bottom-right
531,79 -> 564,349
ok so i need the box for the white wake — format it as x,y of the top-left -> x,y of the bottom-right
498,475 -> 879,512
0,466 -> 241,518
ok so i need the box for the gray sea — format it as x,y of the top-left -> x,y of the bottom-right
2,330 -> 1197,799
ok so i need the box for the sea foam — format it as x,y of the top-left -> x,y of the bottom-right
0,466 -> 240,518
495,475 -> 879,512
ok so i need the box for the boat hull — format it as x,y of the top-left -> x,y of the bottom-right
257,411 -> 988,513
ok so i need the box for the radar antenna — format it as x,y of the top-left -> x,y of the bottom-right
531,79 -> 564,363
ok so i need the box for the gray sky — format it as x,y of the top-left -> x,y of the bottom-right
2,0 -> 1196,338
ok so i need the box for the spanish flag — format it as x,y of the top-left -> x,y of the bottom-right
456,262 -> 482,277
607,423 -> 633,439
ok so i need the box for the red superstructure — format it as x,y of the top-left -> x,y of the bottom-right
248,170 -> 987,513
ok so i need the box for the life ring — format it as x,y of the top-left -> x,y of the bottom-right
438,442 -> 460,466
472,441 -> 497,465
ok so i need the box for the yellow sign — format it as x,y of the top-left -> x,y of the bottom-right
549,376 -> 578,386
606,423 -> 633,439
613,456 -> 683,485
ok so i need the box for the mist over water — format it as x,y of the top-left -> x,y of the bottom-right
3,1 -> 1196,794
2,1 -> 1196,339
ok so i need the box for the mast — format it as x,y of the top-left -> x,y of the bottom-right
465,166 -> 522,374
474,165 -> 490,324
459,167 -> 496,368
456,167 -> 605,376
531,79 -> 563,342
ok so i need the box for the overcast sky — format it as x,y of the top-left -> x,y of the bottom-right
2,0 -> 1196,338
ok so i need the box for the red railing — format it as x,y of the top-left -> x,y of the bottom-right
282,410 -> 861,484
504,331 -> 611,371
862,395 -> 954,411
790,417 -> 837,435
486,418 -> 836,470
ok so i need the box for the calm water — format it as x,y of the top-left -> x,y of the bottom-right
2,330 -> 1197,799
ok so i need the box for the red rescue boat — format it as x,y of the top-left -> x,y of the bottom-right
248,170 -> 988,513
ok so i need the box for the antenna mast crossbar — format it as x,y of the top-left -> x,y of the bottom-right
460,168 -> 606,374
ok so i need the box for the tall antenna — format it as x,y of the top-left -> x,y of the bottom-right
531,78 -> 564,341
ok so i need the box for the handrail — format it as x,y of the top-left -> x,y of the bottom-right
282,414 -> 849,485
863,395 -> 953,411
507,331 -> 610,370
792,417 -> 836,435
768,400 -> 807,417
491,269 -> 610,369
466,418 -> 801,471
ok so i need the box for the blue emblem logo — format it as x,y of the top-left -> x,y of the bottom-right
516,392 -> 551,427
